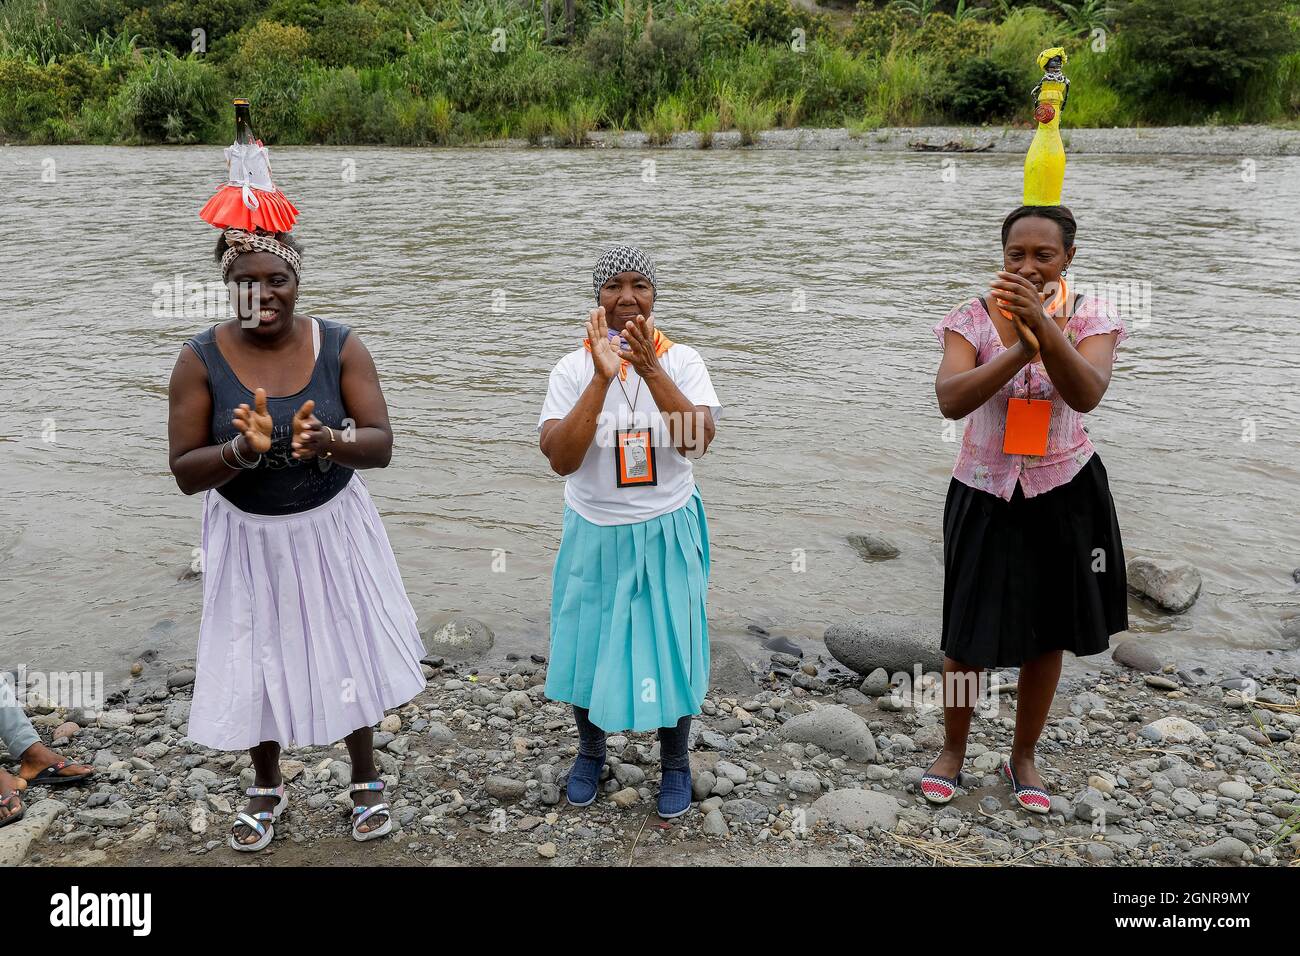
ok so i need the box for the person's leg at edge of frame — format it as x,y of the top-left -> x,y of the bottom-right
0,696 -> 41,770
0,695 -> 37,823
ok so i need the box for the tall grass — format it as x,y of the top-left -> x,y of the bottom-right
1058,45 -> 1132,127
987,7 -> 1066,84
867,48 -> 938,126
695,109 -> 719,147
644,95 -> 688,144
518,104 -> 550,144
551,98 -> 603,146
733,97 -> 777,145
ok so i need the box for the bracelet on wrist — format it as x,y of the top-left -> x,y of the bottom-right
229,436 -> 262,469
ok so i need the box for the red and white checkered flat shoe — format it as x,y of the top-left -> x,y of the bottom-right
1002,760 -> 1051,814
920,764 -> 961,805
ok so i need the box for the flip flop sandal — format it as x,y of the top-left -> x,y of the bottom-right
0,792 -> 24,829
350,779 -> 392,843
920,765 -> 961,805
1002,760 -> 1051,815
24,759 -> 94,787
229,784 -> 288,852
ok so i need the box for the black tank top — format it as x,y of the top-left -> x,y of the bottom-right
185,318 -> 355,515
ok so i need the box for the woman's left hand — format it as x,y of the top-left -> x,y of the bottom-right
290,399 -> 333,460
618,313 -> 662,378
991,272 -> 1052,333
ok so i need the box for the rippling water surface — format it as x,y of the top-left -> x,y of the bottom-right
2,145 -> 1298,680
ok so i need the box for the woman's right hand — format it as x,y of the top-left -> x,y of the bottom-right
994,290 -> 1040,358
586,307 -> 623,382
232,387 -> 273,454
1011,310 -> 1040,358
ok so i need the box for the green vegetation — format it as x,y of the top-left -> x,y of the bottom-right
1,0 -> 1297,145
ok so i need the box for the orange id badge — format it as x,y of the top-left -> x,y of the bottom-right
615,428 -> 657,487
1003,398 -> 1051,456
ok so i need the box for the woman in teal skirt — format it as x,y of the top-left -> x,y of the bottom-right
538,245 -> 721,819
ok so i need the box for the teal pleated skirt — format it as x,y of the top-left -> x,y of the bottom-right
544,486 -> 711,733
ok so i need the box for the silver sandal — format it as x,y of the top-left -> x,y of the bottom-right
350,779 -> 392,842
230,783 -> 287,852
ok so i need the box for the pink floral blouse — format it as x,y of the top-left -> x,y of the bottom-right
933,295 -> 1128,501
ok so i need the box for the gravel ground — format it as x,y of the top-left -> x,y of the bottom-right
5,629 -> 1298,868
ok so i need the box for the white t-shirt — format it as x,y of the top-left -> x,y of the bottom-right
538,344 -> 722,526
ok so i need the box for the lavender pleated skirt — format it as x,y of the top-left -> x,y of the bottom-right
187,474 -> 427,751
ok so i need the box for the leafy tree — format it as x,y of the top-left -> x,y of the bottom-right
1113,0 -> 1297,103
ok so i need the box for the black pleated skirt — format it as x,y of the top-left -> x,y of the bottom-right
940,453 -> 1129,668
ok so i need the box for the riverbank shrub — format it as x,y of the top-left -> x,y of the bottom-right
115,52 -> 224,143
943,57 -> 1018,123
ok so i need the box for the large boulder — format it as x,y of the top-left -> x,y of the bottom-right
824,616 -> 944,676
808,789 -> 899,833
1126,557 -> 1201,613
779,705 -> 877,762
420,616 -> 494,660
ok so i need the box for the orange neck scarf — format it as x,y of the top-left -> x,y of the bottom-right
583,327 -> 674,381
997,276 -> 1068,322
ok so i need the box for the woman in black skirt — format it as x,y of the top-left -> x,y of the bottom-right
924,205 -> 1129,813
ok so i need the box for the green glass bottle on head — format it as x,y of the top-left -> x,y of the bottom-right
233,98 -> 255,146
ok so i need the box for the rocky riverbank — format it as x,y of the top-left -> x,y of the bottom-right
4,632 -> 1298,868
487,125 -> 1300,156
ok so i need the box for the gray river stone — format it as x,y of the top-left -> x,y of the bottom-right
1126,557 -> 1202,613
846,533 -> 900,561
709,641 -> 756,696
420,616 -> 494,660
1112,640 -> 1164,673
779,705 -> 877,762
824,616 -> 944,676
808,789 -> 900,833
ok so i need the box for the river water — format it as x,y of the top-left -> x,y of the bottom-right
2,144 -> 1297,683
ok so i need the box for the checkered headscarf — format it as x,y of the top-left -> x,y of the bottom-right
592,245 -> 656,303
221,228 -> 302,281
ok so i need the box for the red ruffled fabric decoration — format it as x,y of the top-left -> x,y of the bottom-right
199,185 -> 299,233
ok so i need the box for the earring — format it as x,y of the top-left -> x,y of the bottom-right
1061,267 -> 1069,278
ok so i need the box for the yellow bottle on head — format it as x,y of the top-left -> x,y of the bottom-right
1023,47 -> 1068,206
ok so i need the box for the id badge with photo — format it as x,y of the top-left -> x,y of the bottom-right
1003,397 -> 1051,456
614,428 -> 657,487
